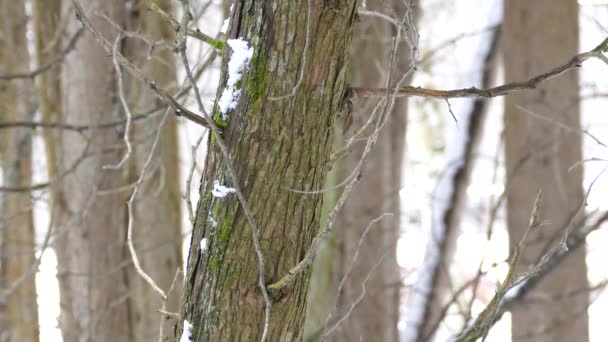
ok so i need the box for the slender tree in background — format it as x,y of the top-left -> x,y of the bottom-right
179,0 -> 358,340
54,1 -> 132,341
306,2 -> 414,341
32,0 -> 61,216
412,28 -> 502,342
123,1 -> 183,340
0,1 -> 40,341
504,1 -> 588,341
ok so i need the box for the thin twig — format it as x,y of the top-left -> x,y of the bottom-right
125,109 -> 171,302
455,191 -> 543,342
320,214 -> 392,340
158,269 -> 181,342
146,0 -> 223,50
104,33 -> 133,170
0,140 -> 91,192
352,37 -> 608,99
70,0 -> 214,130
185,131 -> 206,224
0,27 -> 84,81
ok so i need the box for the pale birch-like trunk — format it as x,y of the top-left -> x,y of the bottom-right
0,1 -> 40,341
54,1 -> 132,341
504,1 -> 588,341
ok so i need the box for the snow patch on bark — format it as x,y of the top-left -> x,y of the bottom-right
218,38 -> 254,119
180,320 -> 193,342
211,180 -> 237,198
200,238 -> 208,253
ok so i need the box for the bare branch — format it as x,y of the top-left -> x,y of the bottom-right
0,140 -> 91,193
352,36 -> 608,99
146,0 -> 224,50
455,191 -> 543,342
0,27 -> 83,81
103,33 -> 133,170
70,0 -> 215,131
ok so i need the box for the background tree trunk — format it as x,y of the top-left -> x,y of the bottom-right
0,1 -> 40,341
54,1 -> 132,341
504,1 -> 588,341
123,1 -> 183,340
305,1 -> 414,341
180,0 -> 358,340
33,0 -> 62,191
415,28 -> 501,342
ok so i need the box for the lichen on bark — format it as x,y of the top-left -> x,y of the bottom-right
180,0 -> 358,340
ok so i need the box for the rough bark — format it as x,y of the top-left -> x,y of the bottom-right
504,1 -> 588,341
304,2 -> 413,341
180,0 -> 358,340
54,1 -> 132,341
0,1 -> 40,341
123,1 -> 183,340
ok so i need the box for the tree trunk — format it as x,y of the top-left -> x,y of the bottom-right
413,28 -> 501,342
504,1 -> 588,341
0,1 -> 40,341
33,0 -> 62,185
123,1 -> 183,340
180,0 -> 358,340
54,1 -> 132,341
305,2 -> 413,341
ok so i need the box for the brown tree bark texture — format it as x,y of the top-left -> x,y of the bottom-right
180,1 -> 358,340
504,1 -> 588,341
304,1 -> 413,341
123,1 -> 183,340
54,1 -> 132,341
0,1 -> 40,341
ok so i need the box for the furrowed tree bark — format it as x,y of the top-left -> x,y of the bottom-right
504,1 -> 588,341
124,1 -> 183,340
54,1 -> 132,341
179,0 -> 358,340
0,1 -> 39,341
305,2 -> 414,341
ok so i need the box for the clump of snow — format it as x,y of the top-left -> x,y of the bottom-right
200,238 -> 208,253
504,277 -> 525,300
220,18 -> 230,33
180,320 -> 193,342
209,217 -> 218,228
217,38 -> 254,119
221,3 -> 234,33
211,180 -> 237,198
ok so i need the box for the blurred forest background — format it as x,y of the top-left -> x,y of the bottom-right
1,0 -> 608,341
